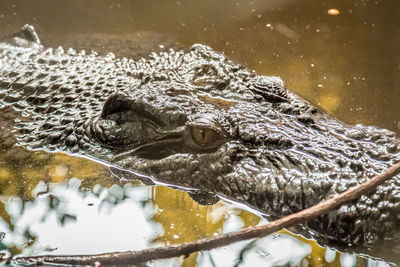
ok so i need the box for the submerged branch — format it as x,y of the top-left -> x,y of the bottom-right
12,162 -> 400,266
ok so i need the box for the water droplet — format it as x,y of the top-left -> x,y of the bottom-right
56,164 -> 68,177
328,9 -> 340,15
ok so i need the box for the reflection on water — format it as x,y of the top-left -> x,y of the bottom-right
0,148 -> 393,266
0,0 -> 399,266
4,179 -> 156,255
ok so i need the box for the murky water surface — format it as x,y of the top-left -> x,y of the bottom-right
0,0 -> 399,266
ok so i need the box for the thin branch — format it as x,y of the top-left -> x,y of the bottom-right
12,161 -> 400,266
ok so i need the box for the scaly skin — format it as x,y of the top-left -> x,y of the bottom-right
1,25 -> 400,252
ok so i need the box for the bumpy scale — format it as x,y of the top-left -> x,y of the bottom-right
1,25 -> 400,252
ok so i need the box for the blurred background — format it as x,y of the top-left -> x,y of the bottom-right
1,0 -> 399,133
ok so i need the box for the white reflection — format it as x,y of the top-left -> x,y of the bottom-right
55,164 -> 68,177
222,213 -> 244,234
0,179 -> 159,255
325,248 -> 337,263
199,214 -> 312,267
340,253 -> 356,267
367,258 -> 391,267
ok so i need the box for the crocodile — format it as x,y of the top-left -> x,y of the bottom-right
1,25 -> 400,255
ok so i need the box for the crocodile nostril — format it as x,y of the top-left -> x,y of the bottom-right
101,92 -> 132,118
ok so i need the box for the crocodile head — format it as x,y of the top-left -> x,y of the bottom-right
84,45 -> 400,249
2,28 -> 400,250
90,45 -> 294,195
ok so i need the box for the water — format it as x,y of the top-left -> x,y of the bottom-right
0,0 -> 399,266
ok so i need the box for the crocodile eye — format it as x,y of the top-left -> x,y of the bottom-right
191,126 -> 218,146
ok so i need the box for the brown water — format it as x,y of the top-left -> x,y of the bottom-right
0,0 -> 399,266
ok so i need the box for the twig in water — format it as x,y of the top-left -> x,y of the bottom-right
12,161 -> 400,266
